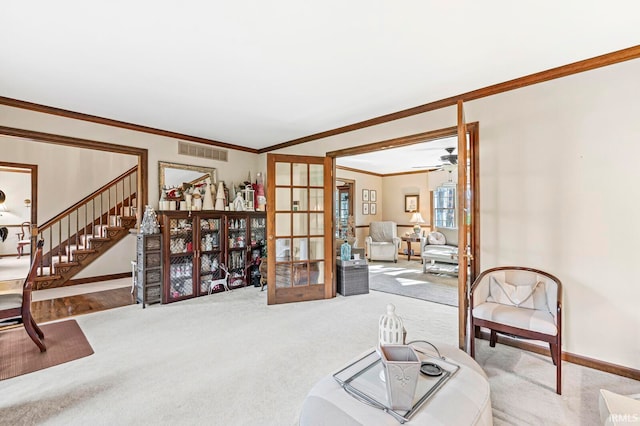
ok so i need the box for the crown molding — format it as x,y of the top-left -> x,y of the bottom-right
0,96 -> 258,154
261,45 -> 640,152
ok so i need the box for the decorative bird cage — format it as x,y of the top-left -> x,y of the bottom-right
378,304 -> 405,346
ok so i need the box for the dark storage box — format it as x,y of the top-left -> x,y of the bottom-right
336,259 -> 369,296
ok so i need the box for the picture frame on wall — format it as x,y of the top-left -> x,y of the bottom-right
370,203 -> 377,215
362,189 -> 369,202
404,194 -> 419,212
363,203 -> 369,215
370,190 -> 377,202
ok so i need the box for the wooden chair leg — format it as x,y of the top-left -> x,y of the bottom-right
31,317 -> 45,339
23,317 -> 46,352
489,330 -> 497,347
549,342 -> 558,366
552,337 -> 562,395
470,324 -> 476,357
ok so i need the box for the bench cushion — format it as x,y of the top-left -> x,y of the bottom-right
472,302 -> 557,336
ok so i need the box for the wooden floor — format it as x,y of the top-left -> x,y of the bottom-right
31,287 -> 135,324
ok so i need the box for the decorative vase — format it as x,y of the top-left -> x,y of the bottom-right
202,181 -> 214,210
215,182 -> 226,211
340,240 -> 351,261
379,344 -> 421,411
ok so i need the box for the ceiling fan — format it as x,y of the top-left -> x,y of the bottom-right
411,147 -> 458,171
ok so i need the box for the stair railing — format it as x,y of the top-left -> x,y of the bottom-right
36,167 -> 138,278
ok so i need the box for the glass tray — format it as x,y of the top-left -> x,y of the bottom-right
333,343 -> 460,424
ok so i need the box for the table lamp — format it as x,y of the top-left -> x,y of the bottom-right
409,212 -> 425,235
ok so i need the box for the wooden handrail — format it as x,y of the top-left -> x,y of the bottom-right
39,166 -> 137,232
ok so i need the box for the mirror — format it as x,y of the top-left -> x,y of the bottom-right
158,161 -> 217,193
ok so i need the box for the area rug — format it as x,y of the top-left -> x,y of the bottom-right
368,261 -> 458,306
0,319 -> 94,380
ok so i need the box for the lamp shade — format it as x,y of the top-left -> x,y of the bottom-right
409,212 -> 425,224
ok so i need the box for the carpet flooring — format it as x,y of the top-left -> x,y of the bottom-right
0,287 -> 637,425
368,260 -> 458,306
0,319 -> 94,380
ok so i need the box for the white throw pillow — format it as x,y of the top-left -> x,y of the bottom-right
427,231 -> 446,245
487,276 -> 548,311
599,389 -> 640,426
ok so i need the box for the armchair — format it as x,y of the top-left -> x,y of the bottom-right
469,266 -> 562,394
365,221 -> 401,262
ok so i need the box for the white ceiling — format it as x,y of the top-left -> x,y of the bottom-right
1,2 -> 639,151
336,135 -> 457,175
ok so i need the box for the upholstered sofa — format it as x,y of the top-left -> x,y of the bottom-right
365,221 -> 401,262
420,227 -> 458,273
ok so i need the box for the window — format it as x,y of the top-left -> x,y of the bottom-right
433,182 -> 456,228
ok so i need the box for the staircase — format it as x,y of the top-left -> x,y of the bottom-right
33,167 -> 139,290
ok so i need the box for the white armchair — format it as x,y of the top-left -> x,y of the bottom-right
365,221 -> 401,262
470,266 -> 563,394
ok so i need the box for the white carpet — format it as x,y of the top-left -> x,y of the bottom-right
1,287 -> 638,425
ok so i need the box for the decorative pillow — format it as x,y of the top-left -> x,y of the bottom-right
427,231 -> 446,245
487,276 -> 549,311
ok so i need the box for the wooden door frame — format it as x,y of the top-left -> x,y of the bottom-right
327,123 -> 480,344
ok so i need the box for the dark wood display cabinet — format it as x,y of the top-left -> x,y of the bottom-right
159,211 -> 224,303
159,210 -> 266,303
225,212 -> 266,289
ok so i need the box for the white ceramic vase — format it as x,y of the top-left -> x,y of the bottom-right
202,182 -> 214,210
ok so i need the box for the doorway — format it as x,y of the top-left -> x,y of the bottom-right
0,162 -> 37,281
335,178 -> 355,241
327,123 -> 480,316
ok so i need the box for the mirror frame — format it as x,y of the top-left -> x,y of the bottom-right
158,161 -> 217,192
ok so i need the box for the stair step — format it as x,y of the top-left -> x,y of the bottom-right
36,266 -> 55,276
90,237 -> 111,243
54,261 -> 79,269
73,249 -> 97,255
80,234 -> 100,245
65,244 -> 89,255
51,255 -> 70,265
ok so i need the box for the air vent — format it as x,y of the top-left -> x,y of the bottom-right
178,141 -> 228,162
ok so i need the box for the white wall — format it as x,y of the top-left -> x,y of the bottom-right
0,105 -> 263,278
0,136 -> 137,224
0,106 -> 263,208
335,169 -> 382,248
465,59 -> 640,370
266,58 -> 640,370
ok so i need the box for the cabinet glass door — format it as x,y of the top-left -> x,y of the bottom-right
167,216 -> 195,301
199,216 -> 223,294
227,216 -> 247,288
249,216 -> 266,287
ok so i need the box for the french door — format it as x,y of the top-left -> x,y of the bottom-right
457,101 -> 478,350
266,154 -> 333,305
